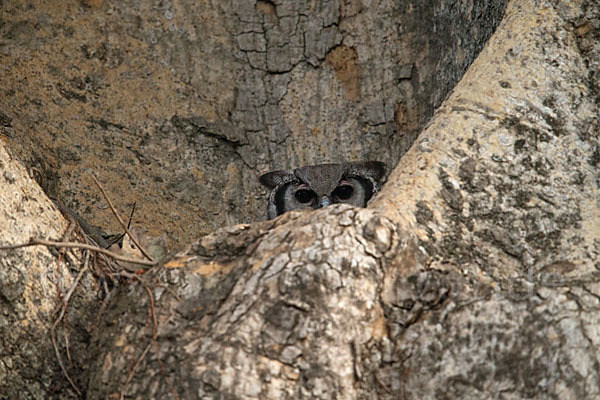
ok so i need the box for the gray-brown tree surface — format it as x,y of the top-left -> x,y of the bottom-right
0,0 -> 599,398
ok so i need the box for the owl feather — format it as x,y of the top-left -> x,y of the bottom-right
259,161 -> 386,219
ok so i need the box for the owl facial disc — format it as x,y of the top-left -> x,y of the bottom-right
259,161 -> 386,219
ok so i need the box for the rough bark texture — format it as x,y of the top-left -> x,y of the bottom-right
2,0 -> 599,399
85,207 -> 406,399
0,145 -> 96,398
0,0 -> 506,249
369,0 -> 600,396
83,0 -> 600,398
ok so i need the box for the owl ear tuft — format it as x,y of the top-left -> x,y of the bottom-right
259,169 -> 294,189
345,161 -> 386,182
364,161 -> 386,181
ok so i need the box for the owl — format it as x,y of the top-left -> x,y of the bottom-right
259,161 -> 386,219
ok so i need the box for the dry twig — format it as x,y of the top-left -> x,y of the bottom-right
0,172 -> 167,398
0,239 -> 157,267
90,174 -> 155,263
50,252 -> 90,397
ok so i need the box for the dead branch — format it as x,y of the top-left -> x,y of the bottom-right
90,174 -> 156,263
0,239 -> 157,267
50,252 -> 90,397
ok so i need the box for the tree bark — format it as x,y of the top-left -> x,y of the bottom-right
0,146 -> 96,398
1,0 -> 599,399
0,0 -> 506,249
86,0 -> 600,398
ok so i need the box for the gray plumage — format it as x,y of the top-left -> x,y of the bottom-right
259,161 -> 386,219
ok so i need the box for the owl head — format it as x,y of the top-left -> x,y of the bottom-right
259,161 -> 386,219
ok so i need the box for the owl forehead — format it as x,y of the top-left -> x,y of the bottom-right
294,163 -> 345,196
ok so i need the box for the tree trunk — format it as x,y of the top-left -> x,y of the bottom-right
1,0 -> 599,399
0,0 -> 506,249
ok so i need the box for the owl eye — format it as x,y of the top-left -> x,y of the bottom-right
295,189 -> 315,203
333,184 -> 354,200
